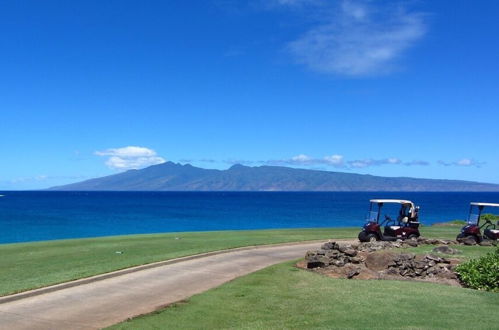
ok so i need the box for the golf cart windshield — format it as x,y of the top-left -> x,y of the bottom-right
468,213 -> 479,225
366,211 -> 378,223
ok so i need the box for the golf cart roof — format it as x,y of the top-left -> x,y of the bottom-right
470,202 -> 499,208
370,199 -> 414,205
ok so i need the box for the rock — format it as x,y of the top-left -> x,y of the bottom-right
365,252 -> 396,271
350,256 -> 363,264
325,250 -> 340,258
425,254 -> 443,263
414,261 -> 427,270
333,260 -> 345,267
337,245 -> 349,253
344,249 -> 358,257
347,268 -> 361,279
458,236 -> 477,245
432,246 -> 461,255
479,240 -> 493,246
397,253 -> 416,261
407,240 -> 418,247
400,268 -> 410,276
321,242 -> 336,250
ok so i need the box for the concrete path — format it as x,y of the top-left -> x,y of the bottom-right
0,241 -> 324,330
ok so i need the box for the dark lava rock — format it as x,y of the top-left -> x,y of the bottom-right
458,236 -> 477,245
407,240 -> 418,247
343,249 -> 358,257
321,241 -> 337,250
347,268 -> 361,279
432,246 -> 461,255
350,256 -> 363,264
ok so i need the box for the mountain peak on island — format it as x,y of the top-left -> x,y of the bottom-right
228,164 -> 249,170
49,163 -> 499,192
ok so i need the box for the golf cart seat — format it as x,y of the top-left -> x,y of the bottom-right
408,220 -> 420,228
384,226 -> 401,236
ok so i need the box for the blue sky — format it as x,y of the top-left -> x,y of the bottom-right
1,0 -> 499,189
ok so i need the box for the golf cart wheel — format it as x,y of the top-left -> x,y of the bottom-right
466,235 -> 481,244
456,233 -> 466,240
407,234 -> 418,240
366,233 -> 378,242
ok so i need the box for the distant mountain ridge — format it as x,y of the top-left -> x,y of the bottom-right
49,162 -> 499,191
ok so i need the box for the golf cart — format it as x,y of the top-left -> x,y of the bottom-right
358,199 -> 421,242
457,202 -> 499,243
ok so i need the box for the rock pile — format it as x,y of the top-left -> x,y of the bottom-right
432,246 -> 461,255
456,236 -> 497,246
305,240 -> 458,281
385,253 -> 456,279
355,238 -> 457,252
305,241 -> 362,268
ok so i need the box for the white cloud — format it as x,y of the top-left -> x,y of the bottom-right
348,158 -> 402,168
287,0 -> 427,76
404,160 -> 430,166
95,146 -> 166,170
438,158 -> 484,168
323,154 -> 345,166
265,154 -> 420,168
95,146 -> 157,158
186,154 -> 431,169
291,154 -> 312,163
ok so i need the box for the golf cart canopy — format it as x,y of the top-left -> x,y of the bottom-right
470,202 -> 499,208
370,199 -> 414,205
367,199 -> 418,220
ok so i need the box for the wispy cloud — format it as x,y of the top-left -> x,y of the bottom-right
1,175 -> 89,185
95,146 -> 166,171
178,155 -> 483,170
257,154 -> 429,169
286,0 -> 427,76
438,158 -> 485,168
264,154 -> 346,167
348,157 -> 402,168
404,160 -> 430,166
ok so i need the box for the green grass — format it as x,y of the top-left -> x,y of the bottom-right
403,244 -> 495,260
0,228 -> 357,296
417,226 -> 459,239
0,225 -> 459,296
110,260 -> 499,330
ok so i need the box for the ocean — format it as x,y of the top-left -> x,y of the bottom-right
1,191 -> 498,244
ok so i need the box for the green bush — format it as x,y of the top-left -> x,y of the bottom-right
481,213 -> 499,223
455,247 -> 499,292
448,219 -> 466,225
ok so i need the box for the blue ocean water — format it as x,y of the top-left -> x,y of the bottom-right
1,191 -> 499,244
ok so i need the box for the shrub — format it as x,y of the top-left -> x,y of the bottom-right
481,213 -> 499,223
448,219 -> 466,225
455,247 -> 499,292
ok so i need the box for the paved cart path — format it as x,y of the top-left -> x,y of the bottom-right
0,241 -> 335,330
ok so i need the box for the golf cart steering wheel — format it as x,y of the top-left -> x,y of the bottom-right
384,215 -> 396,226
482,220 -> 494,230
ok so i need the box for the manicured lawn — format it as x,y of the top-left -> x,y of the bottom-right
0,228 -> 357,296
0,225 -> 458,296
110,260 -> 498,330
404,244 -> 496,260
